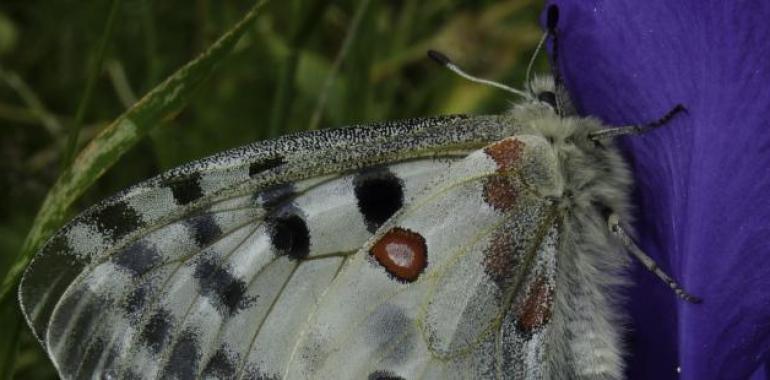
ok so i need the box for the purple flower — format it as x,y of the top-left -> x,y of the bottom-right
544,1 -> 770,379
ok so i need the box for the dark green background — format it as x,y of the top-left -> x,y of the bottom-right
0,0 -> 544,378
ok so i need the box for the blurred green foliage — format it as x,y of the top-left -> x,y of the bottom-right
0,0 -> 545,378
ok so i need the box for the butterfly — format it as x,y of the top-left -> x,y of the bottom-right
18,5 -> 698,379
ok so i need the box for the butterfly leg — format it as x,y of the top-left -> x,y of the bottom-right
607,214 -> 702,303
589,104 -> 687,141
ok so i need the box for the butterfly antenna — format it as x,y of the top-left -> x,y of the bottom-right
546,5 -> 564,93
427,50 -> 530,99
525,32 -> 548,93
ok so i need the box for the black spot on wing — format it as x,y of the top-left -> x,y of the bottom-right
266,207 -> 310,260
124,285 -> 147,316
258,183 -> 296,210
166,172 -> 205,205
249,156 -> 285,177
369,370 -> 406,380
142,308 -> 174,354
124,282 -> 159,322
43,232 -> 76,257
354,168 -> 404,233
86,200 -> 143,242
194,259 -> 255,316
161,329 -> 201,380
112,241 -> 161,277
202,345 -> 237,379
187,213 -> 223,247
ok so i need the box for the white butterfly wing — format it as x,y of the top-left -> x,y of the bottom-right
20,115 -> 534,379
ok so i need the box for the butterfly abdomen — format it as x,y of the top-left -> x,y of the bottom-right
513,106 -> 634,379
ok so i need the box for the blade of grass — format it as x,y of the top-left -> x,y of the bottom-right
267,0 -> 331,137
0,0 -> 269,303
141,0 -> 161,89
0,67 -> 63,137
308,0 -> 371,131
0,102 -> 38,125
61,0 -> 122,169
106,59 -> 138,108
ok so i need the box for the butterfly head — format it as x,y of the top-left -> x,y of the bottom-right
525,74 -> 577,117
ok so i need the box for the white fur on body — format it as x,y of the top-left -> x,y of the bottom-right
522,76 -> 633,379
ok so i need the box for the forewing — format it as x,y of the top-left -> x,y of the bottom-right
19,115 -> 517,379
285,136 -> 563,380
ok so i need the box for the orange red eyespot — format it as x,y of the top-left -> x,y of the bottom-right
370,227 -> 427,283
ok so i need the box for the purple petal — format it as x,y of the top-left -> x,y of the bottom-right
544,1 -> 770,378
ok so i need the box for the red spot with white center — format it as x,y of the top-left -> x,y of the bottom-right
370,227 -> 427,282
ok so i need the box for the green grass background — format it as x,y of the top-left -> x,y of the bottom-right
0,0 -> 544,378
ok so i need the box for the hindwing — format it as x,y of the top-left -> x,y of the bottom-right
284,136 -> 562,379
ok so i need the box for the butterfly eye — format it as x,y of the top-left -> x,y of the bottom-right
537,91 -> 557,108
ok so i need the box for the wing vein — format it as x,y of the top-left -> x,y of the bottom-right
234,262 -> 301,380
